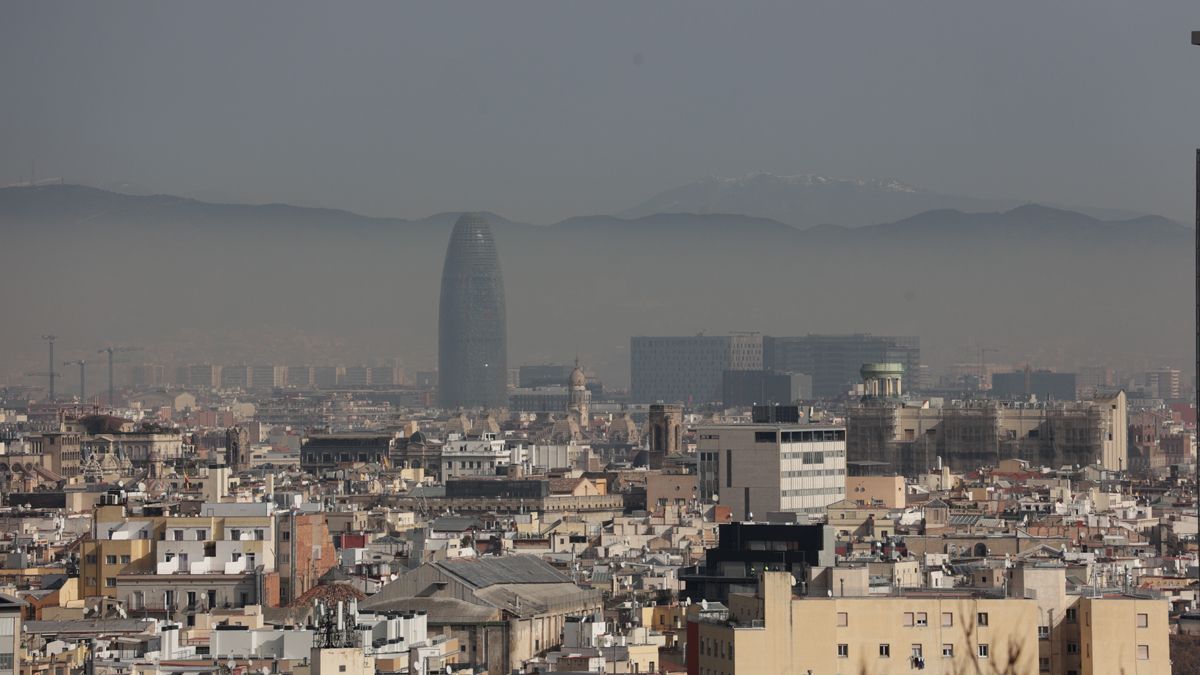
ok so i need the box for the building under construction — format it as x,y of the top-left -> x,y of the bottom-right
847,391 -> 1127,475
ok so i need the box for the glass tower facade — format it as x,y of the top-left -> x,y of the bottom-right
438,213 -> 508,409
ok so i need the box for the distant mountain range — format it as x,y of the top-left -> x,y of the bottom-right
0,184 -> 1190,385
622,172 -> 1154,227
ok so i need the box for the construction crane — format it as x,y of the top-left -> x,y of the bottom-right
63,360 -> 86,402
978,346 -> 998,393
41,335 -> 57,400
24,370 -> 61,401
97,346 -> 142,408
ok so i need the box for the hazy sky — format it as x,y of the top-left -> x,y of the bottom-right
3,1 -> 1198,224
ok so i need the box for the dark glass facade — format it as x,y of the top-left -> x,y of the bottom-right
438,213 -> 507,409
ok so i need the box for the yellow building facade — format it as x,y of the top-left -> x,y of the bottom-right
693,571 -> 1170,675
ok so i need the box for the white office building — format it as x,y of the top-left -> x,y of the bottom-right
698,425 -> 846,519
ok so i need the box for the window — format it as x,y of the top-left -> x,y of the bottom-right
0,654 -> 13,669
837,644 -> 848,658
105,577 -> 116,588
105,555 -> 117,565
85,554 -> 97,564
942,644 -> 954,658
879,644 -> 890,658
1137,645 -> 1149,660
281,530 -> 291,541
837,612 -> 848,627
916,612 -> 927,627
904,612 -> 914,627
978,644 -> 989,659
196,529 -> 207,540
1039,657 -> 1050,671
941,612 -> 953,627
1038,625 -> 1050,639
1067,642 -> 1078,655
120,555 -> 131,564
1137,613 -> 1148,628
255,529 -> 265,541
1065,608 -> 1077,624
977,612 -> 989,627
173,529 -> 183,541
231,529 -> 241,540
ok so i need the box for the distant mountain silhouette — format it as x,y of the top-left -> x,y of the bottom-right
623,171 -> 1155,227
0,184 -> 1190,384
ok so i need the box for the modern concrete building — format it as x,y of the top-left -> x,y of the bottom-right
1145,367 -> 1182,399
630,335 -> 741,404
991,369 -> 1078,400
697,424 -> 847,519
0,594 -> 20,675
438,213 -> 507,409
764,333 -> 921,398
249,364 -> 284,389
632,333 -> 919,403
219,365 -> 250,390
518,364 -> 574,388
680,521 -> 835,603
721,370 -> 811,407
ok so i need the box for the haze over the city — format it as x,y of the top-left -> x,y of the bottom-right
3,1 -> 1198,223
2,1 -> 1198,385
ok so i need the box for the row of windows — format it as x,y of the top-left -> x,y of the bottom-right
699,636 -> 732,660
306,452 -> 383,463
838,642 -> 984,660
838,611 -> 985,628
781,469 -> 846,478
781,487 -> 845,497
754,430 -> 847,443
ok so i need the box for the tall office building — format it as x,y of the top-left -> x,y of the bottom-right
991,369 -> 1077,400
438,213 -> 507,409
1145,368 -> 1182,399
630,334 -> 762,404
697,423 -> 847,519
764,334 -> 921,398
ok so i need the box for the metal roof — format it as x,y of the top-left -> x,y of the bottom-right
436,554 -> 571,588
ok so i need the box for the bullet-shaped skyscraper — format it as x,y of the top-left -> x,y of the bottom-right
438,213 -> 508,409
